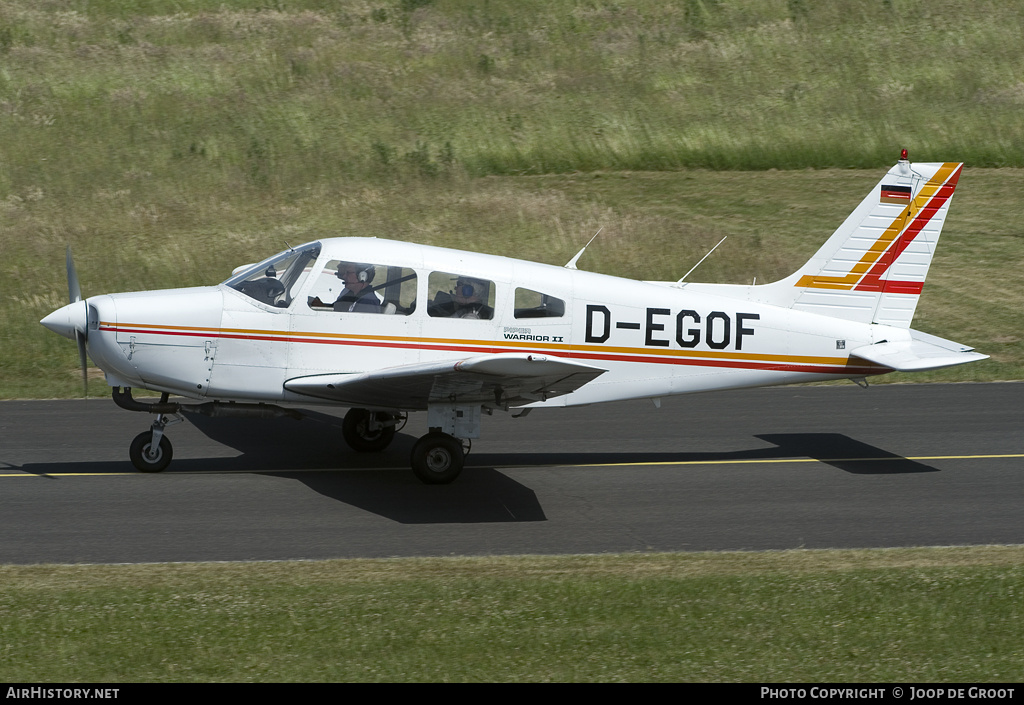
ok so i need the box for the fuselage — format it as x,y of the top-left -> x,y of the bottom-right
59,237 -> 897,408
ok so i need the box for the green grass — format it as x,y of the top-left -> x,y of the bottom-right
2,548 -> 1023,682
2,0 -> 1024,197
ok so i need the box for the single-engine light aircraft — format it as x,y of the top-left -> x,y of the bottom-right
41,152 -> 986,483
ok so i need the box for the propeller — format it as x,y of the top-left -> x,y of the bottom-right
40,247 -> 90,396
67,247 -> 89,397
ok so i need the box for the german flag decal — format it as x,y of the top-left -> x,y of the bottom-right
880,184 -> 912,204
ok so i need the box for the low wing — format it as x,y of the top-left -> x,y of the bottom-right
284,353 -> 606,410
849,330 -> 988,372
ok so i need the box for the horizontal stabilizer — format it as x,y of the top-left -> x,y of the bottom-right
285,353 -> 606,409
849,330 -> 988,372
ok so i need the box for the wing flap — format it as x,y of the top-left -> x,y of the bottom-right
849,331 -> 988,372
284,353 -> 606,409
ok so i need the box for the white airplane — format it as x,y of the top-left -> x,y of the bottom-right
41,152 -> 986,483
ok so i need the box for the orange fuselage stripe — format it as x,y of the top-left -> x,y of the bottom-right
101,321 -> 874,374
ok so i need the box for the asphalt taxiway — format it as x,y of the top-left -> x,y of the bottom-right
1,383 -> 1021,564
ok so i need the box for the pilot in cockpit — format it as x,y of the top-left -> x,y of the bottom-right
309,262 -> 382,313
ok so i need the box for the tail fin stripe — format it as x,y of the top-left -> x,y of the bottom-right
854,163 -> 962,292
795,162 -> 960,291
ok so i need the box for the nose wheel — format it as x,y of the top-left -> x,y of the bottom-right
411,432 -> 465,485
129,431 -> 173,473
128,413 -> 181,473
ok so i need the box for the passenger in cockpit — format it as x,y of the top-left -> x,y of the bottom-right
450,277 -> 493,319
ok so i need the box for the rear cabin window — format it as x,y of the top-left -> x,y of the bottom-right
427,271 -> 495,320
514,288 -> 565,318
307,260 -> 416,315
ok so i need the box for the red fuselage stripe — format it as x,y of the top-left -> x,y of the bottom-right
100,324 -> 882,376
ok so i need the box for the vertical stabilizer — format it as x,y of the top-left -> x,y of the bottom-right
765,157 -> 962,328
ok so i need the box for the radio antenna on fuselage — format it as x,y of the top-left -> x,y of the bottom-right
564,228 -> 603,270
677,236 -> 727,284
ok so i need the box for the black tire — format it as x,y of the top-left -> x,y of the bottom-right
411,432 -> 464,485
129,431 -> 173,473
342,408 -> 396,452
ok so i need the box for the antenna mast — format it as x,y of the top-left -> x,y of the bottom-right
676,236 -> 727,284
564,228 -> 603,270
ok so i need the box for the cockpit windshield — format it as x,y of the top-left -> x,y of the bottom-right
225,242 -> 321,308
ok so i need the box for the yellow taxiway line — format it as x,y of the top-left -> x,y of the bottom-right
2,453 -> 1022,477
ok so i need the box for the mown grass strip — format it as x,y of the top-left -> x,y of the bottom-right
2,547 -> 1022,682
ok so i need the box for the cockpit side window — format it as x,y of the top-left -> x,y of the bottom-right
307,260 -> 417,315
225,243 -> 321,309
514,288 -> 565,318
427,271 -> 495,320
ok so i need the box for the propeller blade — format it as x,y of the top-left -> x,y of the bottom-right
66,246 -> 88,396
66,246 -> 81,304
76,329 -> 89,397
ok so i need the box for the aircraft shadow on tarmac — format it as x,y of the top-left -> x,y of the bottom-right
11,412 -> 938,524
754,433 -> 939,475
465,433 -> 939,475
180,411 -> 942,479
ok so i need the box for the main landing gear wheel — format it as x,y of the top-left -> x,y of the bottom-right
342,408 -> 397,452
411,432 -> 464,485
129,431 -> 173,473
